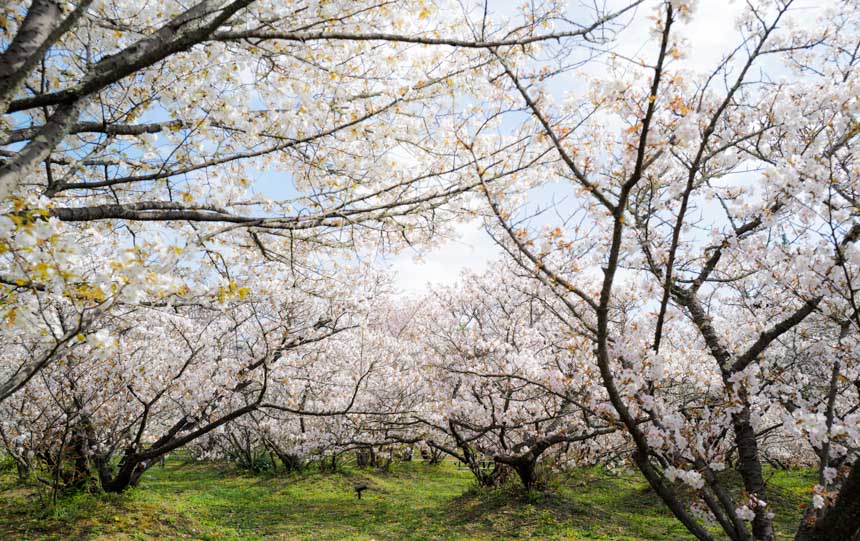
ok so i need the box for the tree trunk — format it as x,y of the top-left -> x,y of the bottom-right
732,402 -> 774,541
795,463 -> 860,541
96,451 -> 152,493
513,459 -> 537,490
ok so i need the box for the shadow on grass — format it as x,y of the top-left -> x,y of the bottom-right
0,460 -> 818,541
440,473 -> 694,541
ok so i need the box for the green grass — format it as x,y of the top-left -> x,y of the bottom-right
0,459 -> 816,540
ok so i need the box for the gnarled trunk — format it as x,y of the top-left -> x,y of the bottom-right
795,463 -> 860,541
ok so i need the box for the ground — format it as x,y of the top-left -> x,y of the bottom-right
0,458 -> 816,540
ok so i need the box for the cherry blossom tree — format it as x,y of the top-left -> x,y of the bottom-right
190,298 -> 429,473
460,0 -> 860,539
0,262 -> 377,491
411,268 -> 617,488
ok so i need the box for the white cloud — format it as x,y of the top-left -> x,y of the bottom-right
390,220 -> 500,295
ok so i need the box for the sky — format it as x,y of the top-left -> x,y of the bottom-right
388,0 -> 753,295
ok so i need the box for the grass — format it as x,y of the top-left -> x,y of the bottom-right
0,458 -> 816,540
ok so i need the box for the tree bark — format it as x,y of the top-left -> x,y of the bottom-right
795,464 -> 860,541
